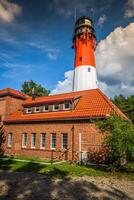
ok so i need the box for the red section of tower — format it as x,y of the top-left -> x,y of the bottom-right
72,17 -> 97,68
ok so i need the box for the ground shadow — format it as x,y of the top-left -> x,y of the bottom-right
0,161 -> 133,200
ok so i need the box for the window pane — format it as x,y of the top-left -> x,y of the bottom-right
22,133 -> 27,147
41,133 -> 46,148
53,104 -> 59,111
62,133 -> 68,149
44,105 -> 49,111
31,133 -> 36,148
64,103 -> 70,110
35,107 -> 40,112
8,133 -> 12,147
51,133 -> 56,149
27,107 -> 32,113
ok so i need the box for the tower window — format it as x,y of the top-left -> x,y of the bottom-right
79,57 -> 82,61
88,68 -> 91,72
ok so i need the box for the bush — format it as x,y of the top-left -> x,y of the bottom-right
88,148 -> 109,164
96,115 -> 134,168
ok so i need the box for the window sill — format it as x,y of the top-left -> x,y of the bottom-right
40,147 -> 45,150
7,146 -> 12,148
51,148 -> 56,150
22,146 -> 27,148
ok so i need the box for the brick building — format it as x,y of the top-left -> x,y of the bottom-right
0,17 -> 126,161
0,88 -> 126,161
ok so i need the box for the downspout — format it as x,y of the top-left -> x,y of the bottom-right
79,133 -> 82,162
71,125 -> 74,161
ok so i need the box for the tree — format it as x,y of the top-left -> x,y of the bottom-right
112,94 -> 134,123
96,115 -> 134,168
21,80 -> 50,97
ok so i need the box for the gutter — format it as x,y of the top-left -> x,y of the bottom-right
4,116 -> 106,124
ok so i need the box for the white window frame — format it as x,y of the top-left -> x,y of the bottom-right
34,106 -> 40,113
43,104 -> 49,112
51,133 -> 56,149
22,133 -> 27,148
8,133 -> 12,147
61,133 -> 68,149
53,104 -> 59,111
40,133 -> 46,149
31,133 -> 36,148
63,102 -> 70,110
26,107 -> 32,113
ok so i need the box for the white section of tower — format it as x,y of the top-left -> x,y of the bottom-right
73,65 -> 98,91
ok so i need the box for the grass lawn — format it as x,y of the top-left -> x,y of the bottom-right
0,156 -> 134,180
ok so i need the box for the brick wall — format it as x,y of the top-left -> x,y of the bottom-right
4,121 -> 105,161
0,96 -> 24,123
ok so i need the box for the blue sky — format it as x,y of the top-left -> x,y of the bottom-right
0,0 -> 134,97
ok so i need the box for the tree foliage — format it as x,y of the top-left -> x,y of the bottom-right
112,94 -> 134,123
96,115 -> 134,168
21,80 -> 50,97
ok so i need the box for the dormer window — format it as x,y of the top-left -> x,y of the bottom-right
26,107 -> 32,113
43,104 -> 49,112
35,106 -> 40,113
63,102 -> 70,110
53,104 -> 59,111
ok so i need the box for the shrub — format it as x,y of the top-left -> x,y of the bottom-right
96,115 -> 134,168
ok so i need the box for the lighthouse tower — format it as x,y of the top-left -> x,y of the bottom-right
72,17 -> 98,91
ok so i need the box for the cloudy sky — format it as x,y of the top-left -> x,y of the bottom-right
0,0 -> 134,97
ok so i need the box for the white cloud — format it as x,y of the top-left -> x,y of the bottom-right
96,23 -> 134,84
0,0 -> 22,23
124,0 -> 134,18
98,14 -> 107,27
51,70 -> 73,94
51,23 -> 134,97
99,81 -> 134,97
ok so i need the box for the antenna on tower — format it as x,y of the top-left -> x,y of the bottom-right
90,8 -> 94,22
74,8 -> 77,23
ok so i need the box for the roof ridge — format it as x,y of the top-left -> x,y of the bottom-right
0,87 -> 30,99
49,89 -> 97,97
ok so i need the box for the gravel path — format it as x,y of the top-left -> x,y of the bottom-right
0,171 -> 134,200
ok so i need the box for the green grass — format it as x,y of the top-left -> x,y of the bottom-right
0,156 -> 134,180
3,155 -> 59,163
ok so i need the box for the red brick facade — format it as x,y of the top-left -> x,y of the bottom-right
4,121 -> 105,161
0,96 -> 24,123
0,88 -> 125,161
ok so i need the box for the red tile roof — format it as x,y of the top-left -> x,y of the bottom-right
23,94 -> 80,106
0,88 -> 29,99
4,89 -> 127,123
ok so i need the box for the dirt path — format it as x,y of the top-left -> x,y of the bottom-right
0,170 -> 134,200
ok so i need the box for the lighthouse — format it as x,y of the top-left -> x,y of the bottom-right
72,17 -> 98,91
